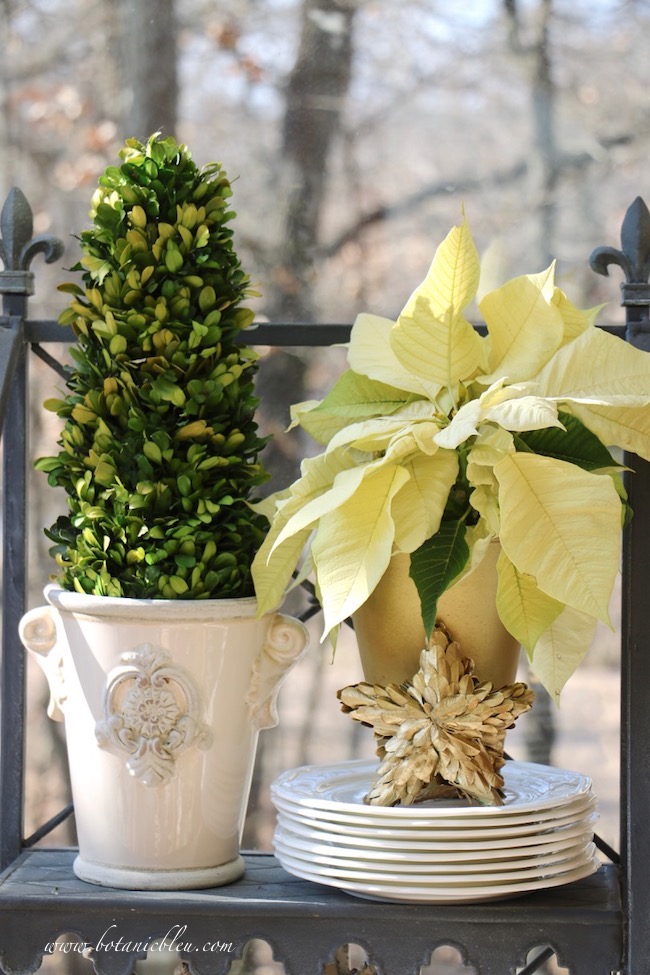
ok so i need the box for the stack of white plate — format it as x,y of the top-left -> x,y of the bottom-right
271,759 -> 600,903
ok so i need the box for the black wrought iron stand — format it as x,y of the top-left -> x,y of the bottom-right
0,189 -> 647,975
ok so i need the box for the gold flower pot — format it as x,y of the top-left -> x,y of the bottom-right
353,543 -> 520,688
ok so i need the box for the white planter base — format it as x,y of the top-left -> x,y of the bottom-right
72,853 -> 246,891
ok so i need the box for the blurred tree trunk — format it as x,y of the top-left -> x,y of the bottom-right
117,0 -> 179,140
505,0 -> 559,264
275,0 -> 355,321
256,0 -> 356,499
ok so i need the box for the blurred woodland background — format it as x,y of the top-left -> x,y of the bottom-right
0,1 -> 646,960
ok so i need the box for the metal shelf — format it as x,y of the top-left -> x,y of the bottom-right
0,850 -> 623,975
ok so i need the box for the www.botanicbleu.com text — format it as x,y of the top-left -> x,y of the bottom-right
45,924 -> 234,956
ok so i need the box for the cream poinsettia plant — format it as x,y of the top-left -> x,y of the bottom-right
252,216 -> 650,700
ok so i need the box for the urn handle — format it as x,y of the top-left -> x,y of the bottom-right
18,606 -> 66,721
246,614 -> 310,730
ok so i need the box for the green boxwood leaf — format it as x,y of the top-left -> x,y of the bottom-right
177,474 -> 192,497
175,553 -> 197,568
143,441 -> 163,464
169,574 -> 189,594
109,334 -> 128,355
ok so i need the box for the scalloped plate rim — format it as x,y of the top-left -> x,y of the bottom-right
271,759 -> 592,819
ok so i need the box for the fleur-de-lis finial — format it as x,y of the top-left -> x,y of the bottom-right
0,189 -> 65,430
589,197 -> 650,349
590,197 -> 650,286
0,187 -> 64,287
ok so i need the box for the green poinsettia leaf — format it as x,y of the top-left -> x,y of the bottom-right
514,410 -> 623,471
294,370 -> 420,445
320,370 -> 416,414
409,520 -> 470,639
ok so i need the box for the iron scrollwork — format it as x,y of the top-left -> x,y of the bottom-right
590,196 -> 650,349
0,187 -> 64,293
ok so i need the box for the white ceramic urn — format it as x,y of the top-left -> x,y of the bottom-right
19,584 -> 309,890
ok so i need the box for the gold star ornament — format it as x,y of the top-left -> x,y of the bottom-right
338,626 -> 535,806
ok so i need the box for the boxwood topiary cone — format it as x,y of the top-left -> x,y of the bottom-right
36,133 -> 270,600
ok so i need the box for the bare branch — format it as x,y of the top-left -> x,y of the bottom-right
321,160 -> 529,259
